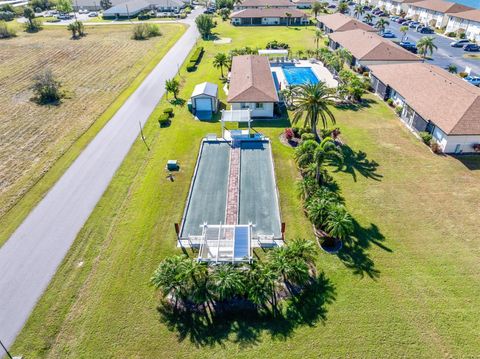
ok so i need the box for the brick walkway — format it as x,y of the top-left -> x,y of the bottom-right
225,147 -> 240,225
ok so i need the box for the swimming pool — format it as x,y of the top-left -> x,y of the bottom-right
282,66 -> 319,86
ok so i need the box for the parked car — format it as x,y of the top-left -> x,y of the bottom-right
390,15 -> 399,21
363,5 -> 371,10
88,11 -> 97,17
327,4 -> 336,8
408,21 -> 419,28
203,9 -> 214,14
399,41 -> 417,53
397,18 -> 408,24
450,39 -> 470,47
463,76 -> 480,86
464,44 -> 480,52
382,31 -> 396,38
418,27 -> 434,34
78,9 -> 89,14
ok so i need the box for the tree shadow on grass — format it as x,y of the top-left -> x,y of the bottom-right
333,98 -> 377,112
157,273 -> 336,347
337,219 -> 391,280
333,145 -> 382,182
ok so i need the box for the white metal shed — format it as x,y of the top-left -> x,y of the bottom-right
191,82 -> 219,117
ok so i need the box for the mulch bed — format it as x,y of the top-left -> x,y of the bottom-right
279,133 -> 300,148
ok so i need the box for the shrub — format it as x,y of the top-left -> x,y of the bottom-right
32,69 -> 62,104
446,31 -> 456,37
458,72 -> 468,78
362,71 -> 370,77
395,105 -> 403,115
132,23 -> 161,40
430,139 -> 441,153
163,107 -> 174,117
0,11 -> 14,21
301,133 -> 316,142
266,40 -> 289,49
138,11 -> 150,20
0,20 -> 16,38
320,128 -> 333,138
419,131 -> 432,145
386,98 -> 394,106
459,32 -> 466,39
187,46 -> 204,71
298,127 -> 311,136
158,113 -> 170,127
285,128 -> 294,140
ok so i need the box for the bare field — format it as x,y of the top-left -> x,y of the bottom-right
0,24 -> 185,218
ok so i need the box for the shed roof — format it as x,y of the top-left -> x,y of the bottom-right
409,0 -> 473,13
192,82 -> 218,98
369,63 -> 480,135
317,13 -> 377,32
329,29 -> 422,62
227,55 -> 279,103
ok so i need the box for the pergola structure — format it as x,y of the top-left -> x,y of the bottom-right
220,109 -> 252,140
197,223 -> 253,263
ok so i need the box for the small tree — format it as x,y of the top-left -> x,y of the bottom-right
165,78 -> 180,100
375,18 -> 389,34
337,1 -> 348,14
447,64 -> 457,74
23,6 -> 42,32
32,69 -> 62,104
364,13 -> 373,24
213,52 -> 229,78
195,14 -> 214,39
314,28 -> 323,50
67,20 -> 85,38
100,0 -> 112,10
400,25 -> 408,41
353,4 -> 364,19
311,1 -> 323,18
285,12 -> 292,27
218,7 -> 230,21
56,0 -> 73,13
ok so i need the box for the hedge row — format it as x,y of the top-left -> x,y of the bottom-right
187,46 -> 204,72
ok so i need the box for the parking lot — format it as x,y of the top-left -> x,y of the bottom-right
324,1 -> 480,76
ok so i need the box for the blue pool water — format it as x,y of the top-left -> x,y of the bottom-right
282,66 -> 319,86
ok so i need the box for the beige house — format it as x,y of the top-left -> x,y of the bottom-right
376,0 -> 422,15
227,55 -> 279,118
406,0 -> 472,28
370,63 -> 480,153
231,8 -> 309,26
328,29 -> 422,69
446,9 -> 480,42
317,13 -> 376,33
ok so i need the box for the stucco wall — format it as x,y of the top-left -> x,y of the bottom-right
231,102 -> 274,117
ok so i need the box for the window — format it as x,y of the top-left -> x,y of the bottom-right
241,103 -> 249,109
255,103 -> 264,109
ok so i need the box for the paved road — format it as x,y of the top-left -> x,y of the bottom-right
0,7 -> 201,350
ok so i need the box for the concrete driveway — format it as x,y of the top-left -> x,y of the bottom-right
0,7 -> 201,350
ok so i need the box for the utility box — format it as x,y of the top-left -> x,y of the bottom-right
167,160 -> 179,171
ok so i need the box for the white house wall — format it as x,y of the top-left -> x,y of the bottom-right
231,102 -> 274,117
407,6 -> 448,28
432,128 -> 480,153
446,16 -> 480,42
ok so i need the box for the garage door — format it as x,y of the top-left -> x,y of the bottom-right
196,98 -> 212,111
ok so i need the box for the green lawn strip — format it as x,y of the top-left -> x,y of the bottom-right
11,22 -> 480,357
0,23 -> 186,248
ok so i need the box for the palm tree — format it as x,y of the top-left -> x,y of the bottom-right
417,36 -> 437,59
292,82 -> 339,139
306,187 -> 340,226
150,255 -> 186,309
335,47 -> 352,66
353,4 -> 365,19
285,12 -> 292,27
399,25 -> 408,41
247,262 -> 279,315
337,1 -> 348,14
288,238 -> 317,265
268,246 -> 310,292
364,13 -> 374,24
313,136 -> 343,184
209,265 -> 245,303
314,28 -> 324,50
311,1 -> 325,18
325,204 -> 354,240
296,49 -> 304,59
375,18 -> 390,34
67,22 -> 77,38
165,78 -> 180,100
279,84 -> 295,108
296,175 -> 320,201
294,139 -> 319,168
213,52 -> 229,78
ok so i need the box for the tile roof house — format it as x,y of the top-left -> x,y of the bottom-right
370,62 -> 480,153
328,29 -> 422,69
227,55 -> 279,118
230,8 -> 309,26
445,9 -> 480,42
406,0 -> 473,28
317,13 -> 377,33
75,0 -> 184,11
375,0 -> 423,15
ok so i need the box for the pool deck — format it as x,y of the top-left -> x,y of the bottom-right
270,60 -> 338,90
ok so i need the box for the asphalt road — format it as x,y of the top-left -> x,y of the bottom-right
0,8 -> 201,350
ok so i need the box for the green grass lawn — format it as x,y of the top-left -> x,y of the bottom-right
11,21 -> 480,358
